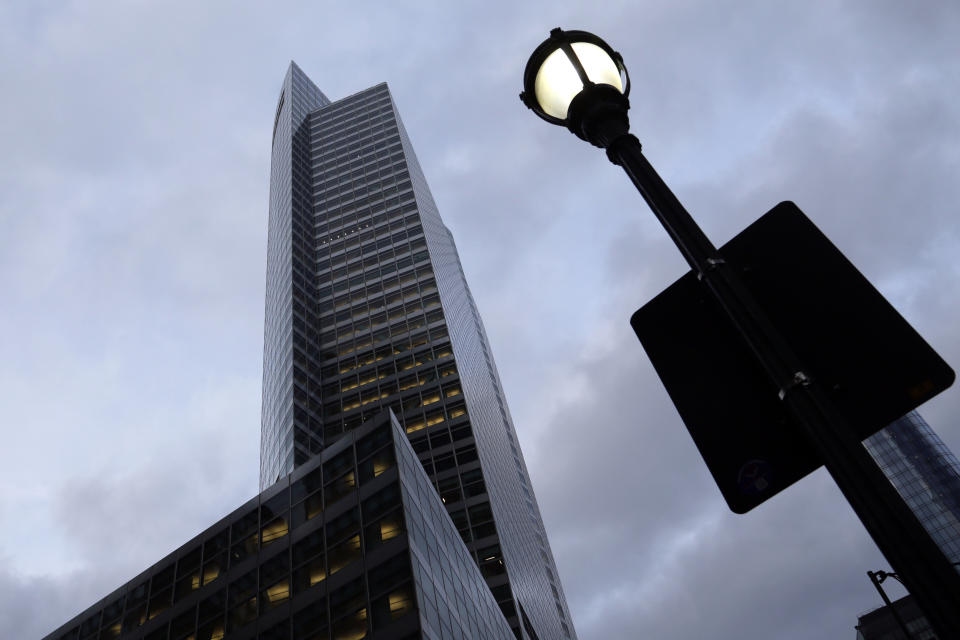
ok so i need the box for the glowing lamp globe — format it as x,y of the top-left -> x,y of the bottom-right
520,28 -> 631,146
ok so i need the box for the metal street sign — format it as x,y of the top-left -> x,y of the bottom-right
631,201 -> 955,513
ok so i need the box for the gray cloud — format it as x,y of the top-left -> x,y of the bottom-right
0,563 -> 110,640
2,1 -> 958,638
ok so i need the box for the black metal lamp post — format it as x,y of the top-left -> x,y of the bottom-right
520,27 -> 960,637
867,570 -> 914,639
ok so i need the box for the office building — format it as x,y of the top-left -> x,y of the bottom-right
863,411 -> 960,563
259,62 -> 575,639
43,412 -> 515,640
43,62 -> 576,640
855,594 -> 933,640
854,411 -> 960,638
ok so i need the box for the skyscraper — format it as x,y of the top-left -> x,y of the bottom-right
854,411 -> 960,638
864,411 -> 960,564
41,62 -> 576,640
260,63 -> 575,638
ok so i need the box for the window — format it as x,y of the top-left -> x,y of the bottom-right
365,511 -> 404,551
359,448 -> 394,484
330,577 -> 367,639
198,589 -> 225,625
362,483 -> 400,521
326,471 -> 357,504
328,535 -> 362,577
372,584 -> 415,629
261,579 -> 290,610
293,604 -> 328,638
261,517 -> 288,545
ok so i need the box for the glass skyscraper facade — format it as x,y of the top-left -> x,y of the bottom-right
41,62 -> 576,640
259,62 -> 575,639
43,412 -> 516,640
864,411 -> 960,563
853,411 -> 960,638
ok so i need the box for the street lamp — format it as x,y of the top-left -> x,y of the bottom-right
520,27 -> 960,637
866,570 -> 914,639
520,27 -> 720,276
520,28 -> 630,146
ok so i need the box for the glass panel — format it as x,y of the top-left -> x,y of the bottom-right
261,516 -> 289,545
261,579 -> 290,610
331,608 -> 367,640
202,554 -> 224,585
328,535 -> 362,575
572,41 -> 623,90
293,555 -> 327,594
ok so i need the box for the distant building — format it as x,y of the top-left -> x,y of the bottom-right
855,594 -> 932,640
863,411 -> 960,564
854,411 -> 960,639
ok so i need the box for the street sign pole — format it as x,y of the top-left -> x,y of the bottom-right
605,133 -> 960,637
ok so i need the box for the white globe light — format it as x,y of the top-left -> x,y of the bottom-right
533,41 -> 624,120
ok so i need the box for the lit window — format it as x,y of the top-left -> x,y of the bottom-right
329,535 -> 362,575
373,458 -> 390,477
389,589 -> 413,618
332,608 -> 368,640
310,560 -> 327,586
202,562 -> 220,585
380,519 -> 401,541
265,580 -> 290,604
360,392 -> 388,406
398,376 -> 419,391
405,419 -> 425,434
261,518 -> 289,545
306,494 -> 323,520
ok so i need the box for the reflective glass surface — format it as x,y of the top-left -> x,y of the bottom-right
43,412 -> 514,640
259,66 -> 577,638
865,411 -> 960,564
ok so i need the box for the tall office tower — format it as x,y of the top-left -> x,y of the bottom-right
260,62 -> 576,639
41,64 -> 576,640
864,411 -> 960,563
853,411 -> 960,638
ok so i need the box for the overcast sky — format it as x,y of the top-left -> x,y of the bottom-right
2,1 -> 959,638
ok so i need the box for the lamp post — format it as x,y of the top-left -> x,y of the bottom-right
867,570 -> 914,639
520,27 -> 960,637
